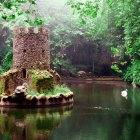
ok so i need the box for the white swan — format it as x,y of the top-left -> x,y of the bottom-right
121,89 -> 128,99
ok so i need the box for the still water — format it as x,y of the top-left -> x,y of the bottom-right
0,81 -> 140,140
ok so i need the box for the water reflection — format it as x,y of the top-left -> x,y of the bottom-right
0,105 -> 73,140
120,116 -> 140,140
50,83 -> 140,140
0,83 -> 140,140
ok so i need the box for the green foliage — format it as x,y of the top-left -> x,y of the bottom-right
0,0 -> 46,29
111,64 -> 122,74
27,84 -> 71,97
68,0 -> 99,25
2,48 -> 12,71
124,60 -> 140,86
47,84 -> 71,96
123,66 -> 133,83
27,89 -> 40,96
68,0 -> 140,86
47,1 -> 105,72
0,66 -> 4,74
0,39 -> 12,74
62,60 -> 77,73
107,0 -> 140,85
47,3 -> 90,70
52,59 -> 77,73
0,35 -> 13,74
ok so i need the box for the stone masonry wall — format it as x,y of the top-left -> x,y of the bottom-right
0,69 -> 24,95
13,27 -> 50,70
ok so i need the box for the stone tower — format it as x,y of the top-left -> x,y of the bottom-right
13,27 -> 50,78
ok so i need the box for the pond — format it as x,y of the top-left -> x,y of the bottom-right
0,81 -> 140,140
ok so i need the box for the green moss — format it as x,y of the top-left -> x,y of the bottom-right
29,69 -> 53,79
2,69 -> 18,78
47,85 -> 72,96
29,69 -> 53,85
27,89 -> 40,96
0,69 -> 18,95
29,69 -> 54,92
36,78 -> 53,92
27,85 -> 73,98
0,79 -> 5,95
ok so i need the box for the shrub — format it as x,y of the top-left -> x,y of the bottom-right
124,60 -> 140,86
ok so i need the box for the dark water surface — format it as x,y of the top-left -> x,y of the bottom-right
0,81 -> 140,140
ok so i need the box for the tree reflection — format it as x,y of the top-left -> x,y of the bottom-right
120,88 -> 140,140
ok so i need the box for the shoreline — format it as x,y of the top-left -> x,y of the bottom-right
61,77 -> 133,87
61,76 -> 122,81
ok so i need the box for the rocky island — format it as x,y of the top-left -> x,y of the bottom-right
0,27 -> 74,107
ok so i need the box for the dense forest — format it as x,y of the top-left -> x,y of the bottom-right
0,0 -> 140,86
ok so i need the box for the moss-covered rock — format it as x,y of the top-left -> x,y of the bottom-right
2,69 -> 18,78
49,69 -> 61,83
0,68 -> 74,106
0,69 -> 22,95
29,69 -> 54,93
0,68 -> 61,95
0,78 -> 5,94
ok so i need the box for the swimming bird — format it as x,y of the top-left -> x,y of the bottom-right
121,89 -> 128,99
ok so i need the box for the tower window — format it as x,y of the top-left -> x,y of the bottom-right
22,69 -> 27,78
42,50 -> 45,57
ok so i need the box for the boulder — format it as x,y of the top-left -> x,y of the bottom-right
0,69 -> 23,95
77,71 -> 87,77
13,83 -> 28,98
14,86 -> 27,94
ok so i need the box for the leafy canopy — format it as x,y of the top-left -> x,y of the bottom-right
68,0 -> 140,85
0,0 -> 46,29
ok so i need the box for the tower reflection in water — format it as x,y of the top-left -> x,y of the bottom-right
0,105 -> 73,140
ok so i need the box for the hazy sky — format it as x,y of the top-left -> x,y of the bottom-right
37,0 -> 68,7
36,0 -> 72,19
